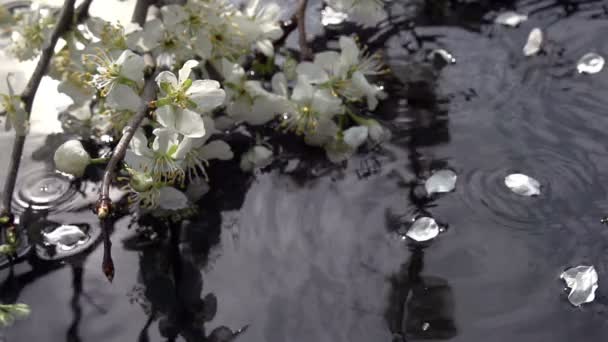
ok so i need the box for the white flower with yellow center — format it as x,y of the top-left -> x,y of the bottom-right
155,60 -> 226,138
234,0 -> 283,56
85,49 -> 144,97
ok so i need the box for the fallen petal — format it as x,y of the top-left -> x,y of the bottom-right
321,6 -> 348,26
43,225 -> 87,247
429,49 -> 456,64
523,28 -> 543,56
504,173 -> 540,196
406,217 -> 440,242
495,11 -> 528,27
577,53 -> 605,74
560,265 -> 599,306
425,169 -> 457,195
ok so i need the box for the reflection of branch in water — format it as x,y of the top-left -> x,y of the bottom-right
385,247 -> 457,341
67,265 -> 83,342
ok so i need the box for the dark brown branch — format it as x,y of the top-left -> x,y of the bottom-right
98,0 -> 157,282
96,68 -> 156,220
1,0 -> 78,215
75,0 -> 95,23
296,0 -> 312,60
132,0 -> 155,26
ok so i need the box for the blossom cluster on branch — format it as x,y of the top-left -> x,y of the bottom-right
1,0 -> 391,211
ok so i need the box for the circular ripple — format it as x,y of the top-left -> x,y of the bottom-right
459,145 -> 599,231
12,169 -> 78,213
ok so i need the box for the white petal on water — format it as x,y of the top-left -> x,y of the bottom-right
577,53 -> 605,74
43,225 -> 87,248
321,6 -> 348,26
523,28 -> 543,56
406,217 -> 440,242
560,265 -> 599,307
494,11 -> 528,27
429,49 -> 456,64
504,173 -> 541,196
425,169 -> 457,195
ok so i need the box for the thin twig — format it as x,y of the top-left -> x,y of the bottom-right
1,0 -> 78,215
97,0 -> 157,282
296,0 -> 312,60
96,69 -> 156,220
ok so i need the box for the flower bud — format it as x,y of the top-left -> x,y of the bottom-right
53,140 -> 91,177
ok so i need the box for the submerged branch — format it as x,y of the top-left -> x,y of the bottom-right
1,0 -> 79,216
296,0 -> 312,60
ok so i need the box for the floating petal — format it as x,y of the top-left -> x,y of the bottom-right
560,265 -> 599,307
429,49 -> 456,64
43,225 -> 87,248
523,28 -> 543,56
504,173 -> 540,196
577,53 -> 605,74
425,169 -> 457,195
321,6 -> 348,26
406,217 -> 440,242
494,11 -> 528,27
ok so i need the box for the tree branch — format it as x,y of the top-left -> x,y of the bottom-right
75,0 -> 95,23
1,0 -> 78,216
97,0 -> 158,282
132,0 -> 155,26
96,65 -> 157,220
296,0 -> 312,60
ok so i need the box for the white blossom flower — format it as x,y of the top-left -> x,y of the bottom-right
125,128 -> 187,183
174,117 -> 234,182
130,183 -> 190,210
325,0 -> 387,28
141,17 -> 190,66
53,140 -> 92,177
233,0 -> 283,56
296,36 -> 386,109
84,17 -> 141,52
220,59 -> 285,125
277,74 -> 344,134
85,49 -> 145,96
1,76 -> 28,136
9,6 -> 54,60
156,60 -> 226,113
240,145 -> 273,171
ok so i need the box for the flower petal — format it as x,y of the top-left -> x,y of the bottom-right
117,50 -> 144,87
199,140 -> 233,161
174,108 -> 207,138
106,84 -> 141,112
179,60 -> 199,84
296,62 -> 329,84
425,169 -> 457,195
187,80 -> 226,112
155,71 -> 178,92
158,187 -> 190,210
271,72 -> 288,97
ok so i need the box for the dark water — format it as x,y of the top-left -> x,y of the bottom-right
3,0 -> 608,341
